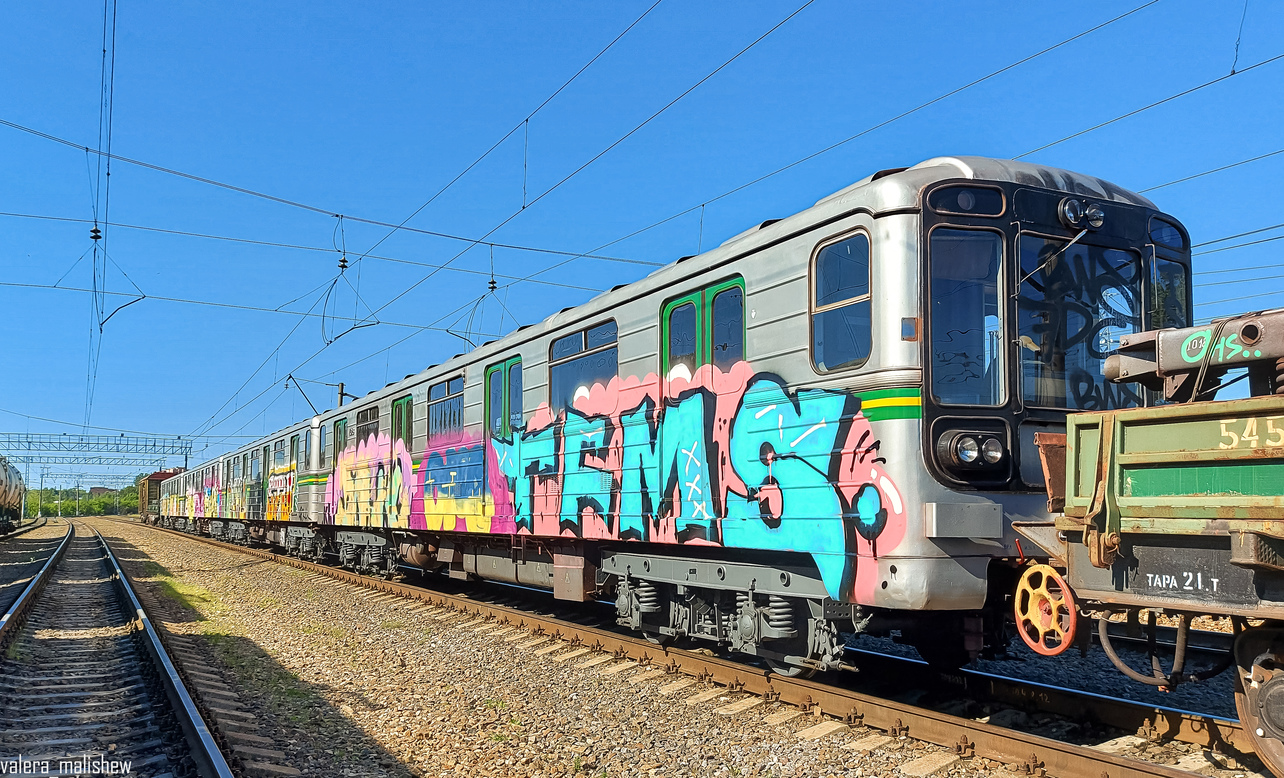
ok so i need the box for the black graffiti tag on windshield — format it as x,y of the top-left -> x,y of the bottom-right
1020,250 -> 1140,360
1068,367 -> 1142,410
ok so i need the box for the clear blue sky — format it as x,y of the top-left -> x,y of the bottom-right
2,0 -> 1282,478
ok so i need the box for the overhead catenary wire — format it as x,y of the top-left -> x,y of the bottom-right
84,0 -> 121,430
0,211 -> 621,291
347,0 -> 665,268
1015,51 -> 1284,159
0,119 -> 657,269
0,279 -> 496,336
510,0 -> 1161,287
1138,147 -> 1284,193
360,0 -> 820,325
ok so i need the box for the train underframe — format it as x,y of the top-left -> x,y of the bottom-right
149,513 -> 1013,676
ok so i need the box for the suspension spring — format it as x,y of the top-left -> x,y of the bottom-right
368,544 -> 383,569
1275,357 -> 1284,395
634,581 -> 661,613
765,596 -> 794,630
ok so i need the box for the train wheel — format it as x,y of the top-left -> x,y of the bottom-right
759,636 -> 817,679
1014,564 -> 1077,656
1234,626 -> 1284,776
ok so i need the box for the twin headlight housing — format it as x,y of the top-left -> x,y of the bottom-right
1058,197 -> 1105,230
938,431 -> 1006,470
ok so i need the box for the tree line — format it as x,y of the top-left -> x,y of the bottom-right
24,485 -> 139,517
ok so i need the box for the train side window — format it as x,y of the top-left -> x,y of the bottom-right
318,425 -> 327,468
428,378 -> 464,439
549,321 -> 618,413
666,302 -> 699,379
355,406 -> 378,443
508,362 -> 523,430
487,367 -> 505,435
811,233 -> 872,372
486,357 -> 523,437
251,450 -> 260,480
662,277 -> 746,381
711,286 -> 744,370
334,418 -> 348,456
274,440 -> 286,468
391,395 -> 413,450
290,435 -> 300,467
1150,259 -> 1189,329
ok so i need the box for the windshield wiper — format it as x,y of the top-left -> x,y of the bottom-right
1014,228 -> 1088,294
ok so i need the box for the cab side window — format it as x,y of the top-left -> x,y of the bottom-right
811,233 -> 872,372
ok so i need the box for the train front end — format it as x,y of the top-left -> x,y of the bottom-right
881,158 -> 1192,662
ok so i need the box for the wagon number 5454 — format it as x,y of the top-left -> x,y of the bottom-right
1219,416 -> 1284,449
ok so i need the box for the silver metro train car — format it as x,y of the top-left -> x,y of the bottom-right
161,156 -> 1192,674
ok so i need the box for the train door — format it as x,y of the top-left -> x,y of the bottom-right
389,394 -> 414,527
486,357 -> 523,533
658,278 -> 745,541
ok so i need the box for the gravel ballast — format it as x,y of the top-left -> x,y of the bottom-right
85,518 -> 1273,778
87,518 -> 1007,778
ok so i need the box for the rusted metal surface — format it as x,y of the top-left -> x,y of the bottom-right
115,519 -> 1254,777
1035,432 -> 1068,513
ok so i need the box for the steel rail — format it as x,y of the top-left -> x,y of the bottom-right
116,520 -> 1248,778
94,527 -> 236,778
0,520 -> 72,651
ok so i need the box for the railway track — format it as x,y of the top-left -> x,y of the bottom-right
117,518 -> 1257,778
0,519 -> 68,618
0,523 -> 233,778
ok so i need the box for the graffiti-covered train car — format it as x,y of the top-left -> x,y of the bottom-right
160,156 -> 1193,674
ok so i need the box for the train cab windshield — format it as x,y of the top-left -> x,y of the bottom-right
1016,236 -> 1143,410
922,181 -> 1193,490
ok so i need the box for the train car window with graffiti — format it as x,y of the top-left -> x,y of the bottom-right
391,395 -> 413,450
811,232 -> 872,372
666,302 -> 698,379
1016,234 -> 1141,410
711,286 -> 745,370
355,406 -> 379,443
662,277 -> 745,380
428,377 -> 463,438
928,227 -> 1005,406
333,418 -> 347,457
549,321 -> 618,413
486,357 -> 523,436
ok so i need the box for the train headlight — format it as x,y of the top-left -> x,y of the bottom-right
1058,198 -> 1084,228
937,430 -> 1007,473
1084,204 -> 1105,229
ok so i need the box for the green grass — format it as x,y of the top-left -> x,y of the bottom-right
378,620 -> 404,630
154,577 -> 214,614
